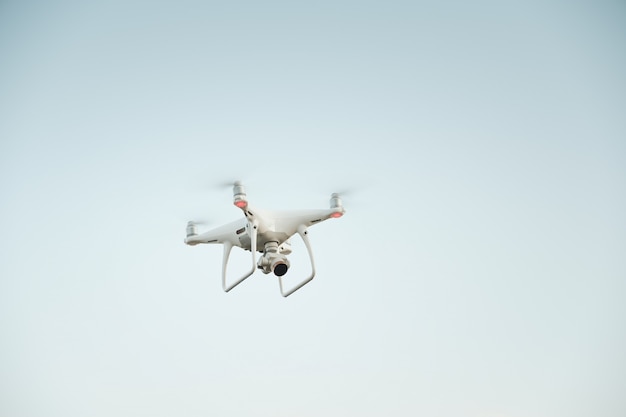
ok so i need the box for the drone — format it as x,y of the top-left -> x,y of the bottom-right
185,182 -> 345,297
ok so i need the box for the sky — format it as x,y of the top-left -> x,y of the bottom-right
1,0 -> 625,416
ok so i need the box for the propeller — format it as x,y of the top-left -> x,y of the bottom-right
330,189 -> 355,198
186,219 -> 211,226
214,179 -> 243,189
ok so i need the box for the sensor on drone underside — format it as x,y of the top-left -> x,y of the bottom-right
184,182 -> 345,297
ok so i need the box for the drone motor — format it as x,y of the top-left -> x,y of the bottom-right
233,181 -> 248,208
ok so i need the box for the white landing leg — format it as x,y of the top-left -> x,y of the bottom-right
278,225 -> 316,297
222,220 -> 258,292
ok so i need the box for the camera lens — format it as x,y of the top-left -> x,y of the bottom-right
273,263 -> 288,277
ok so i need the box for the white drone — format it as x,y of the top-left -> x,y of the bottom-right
185,182 -> 345,297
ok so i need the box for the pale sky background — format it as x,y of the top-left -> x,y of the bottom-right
1,1 -> 625,416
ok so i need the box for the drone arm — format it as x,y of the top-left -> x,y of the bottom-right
185,218 -> 247,246
278,224 -> 316,297
222,220 -> 258,292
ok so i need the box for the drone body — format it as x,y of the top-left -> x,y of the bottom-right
185,182 -> 345,297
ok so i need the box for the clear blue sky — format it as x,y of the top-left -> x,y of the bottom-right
1,1 -> 625,416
